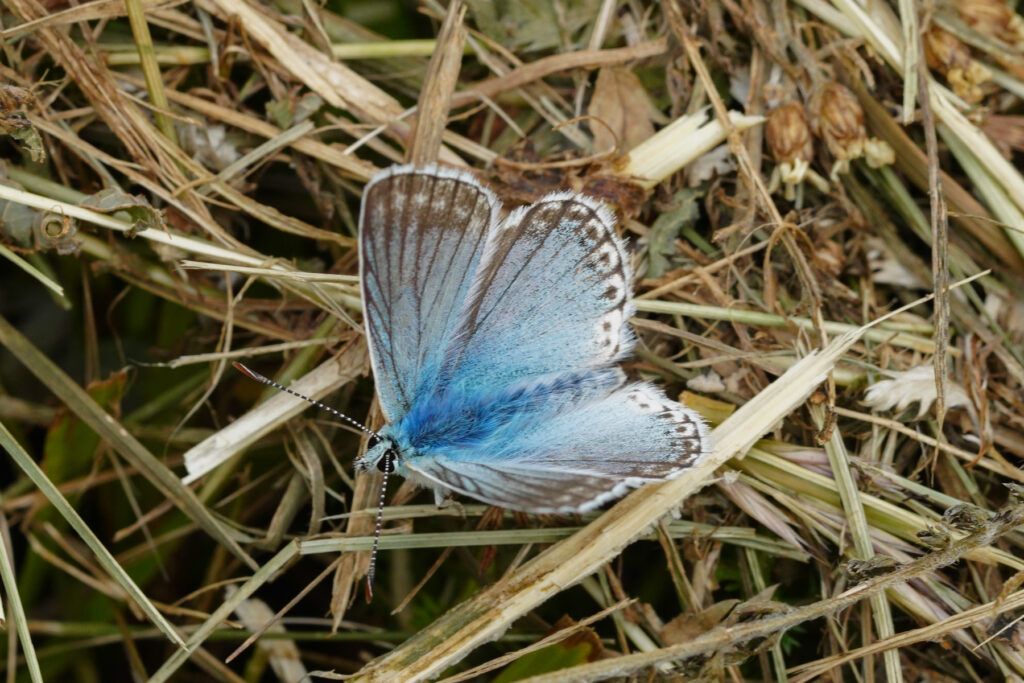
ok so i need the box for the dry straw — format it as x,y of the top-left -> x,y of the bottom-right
2,0 -> 1024,681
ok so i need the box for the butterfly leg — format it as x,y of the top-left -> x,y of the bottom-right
433,487 -> 450,508
432,488 -> 467,518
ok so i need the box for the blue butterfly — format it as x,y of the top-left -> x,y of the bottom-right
350,164 -> 710,514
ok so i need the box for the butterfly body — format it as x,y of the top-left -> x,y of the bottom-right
359,165 -> 709,513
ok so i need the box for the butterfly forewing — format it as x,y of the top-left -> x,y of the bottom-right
439,193 -> 634,392
359,165 -> 499,421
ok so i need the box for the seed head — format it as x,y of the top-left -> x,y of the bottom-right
767,102 -> 814,167
924,27 -> 991,102
809,82 -> 893,178
766,102 -> 815,196
958,0 -> 1024,48
809,82 -> 865,177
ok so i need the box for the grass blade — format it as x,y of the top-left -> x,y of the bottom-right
0,497 -> 43,683
0,420 -> 185,649
147,541 -> 300,682
0,314 -> 258,570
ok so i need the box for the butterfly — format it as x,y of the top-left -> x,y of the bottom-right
353,164 -> 710,514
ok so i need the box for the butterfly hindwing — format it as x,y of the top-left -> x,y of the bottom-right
359,165 -> 499,421
405,379 -> 709,513
438,193 -> 634,392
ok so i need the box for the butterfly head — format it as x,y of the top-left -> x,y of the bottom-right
359,433 -> 402,474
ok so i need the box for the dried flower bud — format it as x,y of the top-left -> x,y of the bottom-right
925,27 -> 973,74
958,0 -> 1024,47
0,84 -> 34,114
864,137 -> 895,168
924,28 -> 991,102
809,82 -> 866,177
765,101 -> 830,198
767,102 -> 813,167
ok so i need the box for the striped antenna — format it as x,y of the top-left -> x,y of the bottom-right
364,448 -> 392,601
232,362 -> 379,439
234,362 -> 390,600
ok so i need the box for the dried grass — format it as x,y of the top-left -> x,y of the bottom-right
1,0 -> 1024,681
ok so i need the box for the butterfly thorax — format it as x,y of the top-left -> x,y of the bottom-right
357,429 -> 447,497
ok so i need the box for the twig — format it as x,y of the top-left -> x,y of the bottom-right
407,0 -> 465,165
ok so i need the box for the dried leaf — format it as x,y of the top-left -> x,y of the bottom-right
7,124 -> 45,163
661,599 -> 738,645
981,115 -> 1024,158
0,84 -> 34,112
862,365 -> 969,419
178,123 -> 242,172
80,188 -> 165,237
688,144 -> 734,186
687,370 -> 726,394
866,237 -> 927,289
588,67 -> 656,153
227,586 -> 308,682
0,85 -> 44,162
0,188 -> 79,255
0,194 -> 39,247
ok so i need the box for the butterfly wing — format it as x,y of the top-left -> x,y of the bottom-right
359,165 -> 499,421
404,381 -> 710,513
438,193 -> 634,392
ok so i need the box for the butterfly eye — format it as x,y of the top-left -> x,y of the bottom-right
376,450 -> 397,473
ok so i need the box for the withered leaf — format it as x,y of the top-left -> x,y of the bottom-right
267,92 -> 323,129
0,85 -> 45,163
466,0 -> 600,52
660,599 -> 738,645
588,67 -> 656,153
0,196 -> 39,247
80,188 -> 165,237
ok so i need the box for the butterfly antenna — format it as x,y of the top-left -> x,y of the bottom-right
232,362 -> 379,439
364,448 -> 391,602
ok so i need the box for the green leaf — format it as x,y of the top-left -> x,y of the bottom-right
43,371 -> 127,491
492,641 -> 592,682
465,0 -> 600,52
647,189 -> 700,278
